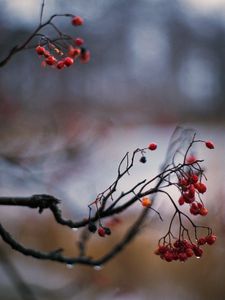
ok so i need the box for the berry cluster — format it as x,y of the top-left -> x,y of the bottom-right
155,234 -> 216,262
88,222 -> 111,237
154,138 -> 216,262
178,174 -> 208,216
140,142 -> 157,164
177,139 -> 215,216
35,16 -> 90,69
83,135 -> 216,264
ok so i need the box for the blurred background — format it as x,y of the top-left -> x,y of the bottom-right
0,0 -> 225,299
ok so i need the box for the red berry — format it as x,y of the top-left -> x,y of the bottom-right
190,203 -> 199,215
173,240 -> 181,248
71,16 -> 84,26
178,178 -> 188,187
97,227 -> 106,237
199,206 -> 208,216
186,248 -> 194,257
43,50 -> 50,58
186,155 -> 197,164
196,182 -> 207,194
154,245 -> 167,255
197,202 -> 203,209
45,56 -> 57,65
182,239 -> 192,249
190,174 -> 198,184
75,37 -> 84,46
56,61 -> 65,69
192,246 -> 203,257
164,251 -> 173,262
192,202 -> 198,209
178,196 -> 185,205
178,252 -> 188,262
148,143 -> 157,151
64,57 -> 74,67
206,234 -> 217,245
36,45 -> 45,55
172,252 -> 179,261
197,237 -> 206,246
205,140 -> 215,149
188,184 -> 195,198
183,193 -> 194,204
80,49 -> 91,63
73,48 -> 81,57
68,46 -> 81,58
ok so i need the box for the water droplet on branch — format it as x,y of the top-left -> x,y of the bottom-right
66,263 -> 74,269
94,265 -> 103,271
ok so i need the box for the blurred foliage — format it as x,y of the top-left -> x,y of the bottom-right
1,0 -> 225,127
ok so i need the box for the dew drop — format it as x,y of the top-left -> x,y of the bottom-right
72,228 -> 78,232
94,265 -> 103,271
196,256 -> 201,259
66,263 -> 74,269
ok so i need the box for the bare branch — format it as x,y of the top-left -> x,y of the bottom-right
40,0 -> 45,25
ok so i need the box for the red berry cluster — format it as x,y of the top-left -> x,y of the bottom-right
197,234 -> 217,245
35,16 -> 90,69
88,222 -> 111,237
178,174 -> 208,216
153,137 -> 216,263
155,234 -> 216,262
97,226 -> 111,237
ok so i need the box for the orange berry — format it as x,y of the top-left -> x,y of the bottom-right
141,197 -> 152,207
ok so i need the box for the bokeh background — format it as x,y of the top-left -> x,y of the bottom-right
0,0 -> 225,299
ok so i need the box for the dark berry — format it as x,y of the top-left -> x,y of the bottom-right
140,156 -> 147,163
104,227 -> 111,235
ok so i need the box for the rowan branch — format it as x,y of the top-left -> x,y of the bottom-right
0,6 -> 74,68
